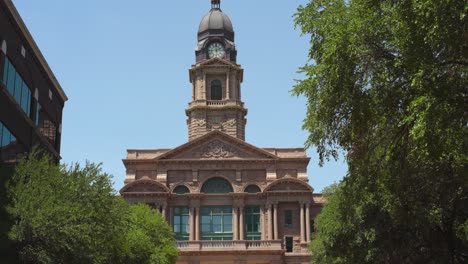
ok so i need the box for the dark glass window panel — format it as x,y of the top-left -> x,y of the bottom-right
244,185 -> 261,193
2,59 -> 32,116
2,59 -> 8,85
7,60 -> 15,94
244,206 -> 261,240
173,185 -> 190,194
210,80 -> 222,100
201,177 -> 233,193
285,237 -> 293,252
14,73 -> 22,104
285,210 -> 293,228
173,206 -> 189,240
21,83 -> 30,114
200,206 -> 233,239
35,104 -> 41,127
1,126 -> 10,147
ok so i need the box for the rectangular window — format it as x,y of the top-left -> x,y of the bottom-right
7,59 -> 15,95
2,58 -> 8,85
245,206 -> 261,240
2,58 -> 32,116
0,122 -> 26,162
1,124 -> 11,147
35,103 -> 41,127
200,206 -> 233,240
173,207 -> 189,241
285,210 -> 292,228
14,73 -> 22,105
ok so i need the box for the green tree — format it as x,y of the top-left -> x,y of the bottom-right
293,0 -> 467,263
6,151 -> 178,264
7,151 -> 128,263
125,204 -> 178,264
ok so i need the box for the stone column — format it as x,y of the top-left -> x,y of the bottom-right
189,207 -> 195,241
169,207 -> 173,227
267,204 -> 273,240
162,204 -> 166,219
273,204 -> 278,240
305,203 -> 311,242
239,206 -> 244,240
226,71 -> 230,99
195,207 -> 200,241
233,207 -> 239,240
260,206 -> 265,240
202,72 -> 206,100
300,203 -> 305,243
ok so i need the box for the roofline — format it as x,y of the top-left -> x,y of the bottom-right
3,0 -> 68,102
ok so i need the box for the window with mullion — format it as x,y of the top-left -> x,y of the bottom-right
201,206 -> 232,240
173,207 -> 189,240
2,58 -> 32,117
244,206 -> 261,240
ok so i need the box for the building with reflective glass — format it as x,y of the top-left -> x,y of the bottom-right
0,0 -> 67,164
120,1 -> 323,263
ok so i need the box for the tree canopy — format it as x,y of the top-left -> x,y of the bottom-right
293,0 -> 467,263
7,151 -> 178,264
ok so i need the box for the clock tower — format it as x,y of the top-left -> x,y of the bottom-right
186,0 -> 247,141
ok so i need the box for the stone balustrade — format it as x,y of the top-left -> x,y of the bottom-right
176,240 -> 282,252
188,100 -> 244,108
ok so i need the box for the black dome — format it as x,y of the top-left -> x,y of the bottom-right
197,8 -> 234,42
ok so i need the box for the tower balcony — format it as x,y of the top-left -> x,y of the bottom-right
187,99 -> 245,109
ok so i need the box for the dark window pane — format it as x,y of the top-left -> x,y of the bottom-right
286,237 -> 293,252
210,80 -> 222,100
21,83 -> 30,114
173,185 -> 190,194
285,210 -> 292,228
245,185 -> 261,193
2,59 -> 8,85
201,177 -> 233,193
14,73 -> 22,104
7,60 -> 15,94
1,127 -> 10,147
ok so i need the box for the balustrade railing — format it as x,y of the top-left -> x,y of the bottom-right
176,240 -> 282,252
188,100 -> 244,108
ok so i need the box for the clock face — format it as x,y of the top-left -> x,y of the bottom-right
208,42 -> 225,59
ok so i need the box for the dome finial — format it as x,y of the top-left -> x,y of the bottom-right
211,0 -> 221,9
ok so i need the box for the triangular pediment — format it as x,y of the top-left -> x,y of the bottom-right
155,131 -> 278,161
192,57 -> 240,68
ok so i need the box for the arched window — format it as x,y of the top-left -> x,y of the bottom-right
173,185 -> 190,194
244,185 -> 261,193
210,80 -> 222,100
201,177 -> 233,193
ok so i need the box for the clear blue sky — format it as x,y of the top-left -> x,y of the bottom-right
13,0 -> 347,192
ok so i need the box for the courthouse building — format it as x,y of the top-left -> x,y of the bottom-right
120,1 -> 324,263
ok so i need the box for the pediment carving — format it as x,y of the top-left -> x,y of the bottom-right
169,139 -> 271,160
265,178 -> 313,193
157,132 -> 278,161
268,182 -> 310,192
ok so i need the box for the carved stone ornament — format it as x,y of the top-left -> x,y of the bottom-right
200,140 -> 237,158
194,118 -> 206,127
222,118 -> 236,128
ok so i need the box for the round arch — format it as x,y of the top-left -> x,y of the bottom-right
119,178 -> 170,194
243,184 -> 261,193
201,177 -> 234,194
263,178 -> 314,193
172,185 -> 191,194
